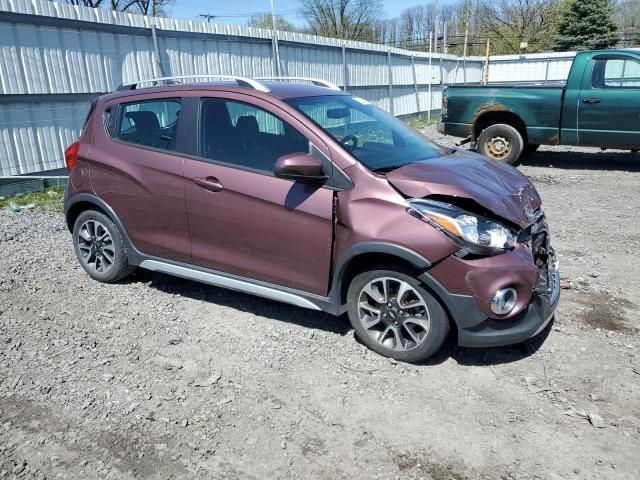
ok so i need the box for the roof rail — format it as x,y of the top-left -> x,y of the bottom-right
116,75 -> 270,92
255,76 -> 342,91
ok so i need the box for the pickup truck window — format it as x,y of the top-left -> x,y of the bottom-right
592,58 -> 640,89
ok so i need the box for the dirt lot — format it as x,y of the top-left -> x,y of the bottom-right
1,128 -> 640,480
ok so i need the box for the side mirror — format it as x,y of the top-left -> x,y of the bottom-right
274,153 -> 328,181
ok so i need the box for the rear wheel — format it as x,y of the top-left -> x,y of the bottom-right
346,268 -> 450,363
72,210 -> 135,283
477,123 -> 524,165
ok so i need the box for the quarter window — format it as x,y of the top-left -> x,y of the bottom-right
199,98 -> 309,174
116,99 -> 181,151
592,58 -> 640,89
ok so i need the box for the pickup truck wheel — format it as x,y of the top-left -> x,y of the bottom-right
477,124 -> 524,165
346,268 -> 449,363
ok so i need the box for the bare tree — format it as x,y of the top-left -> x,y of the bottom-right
301,0 -> 383,41
478,0 -> 560,53
247,13 -> 296,32
614,0 -> 640,46
54,0 -> 172,15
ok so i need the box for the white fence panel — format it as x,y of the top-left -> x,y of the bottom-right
0,0 -> 579,176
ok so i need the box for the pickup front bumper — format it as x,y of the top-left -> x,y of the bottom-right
457,254 -> 560,347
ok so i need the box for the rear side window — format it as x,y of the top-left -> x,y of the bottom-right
116,99 -> 181,151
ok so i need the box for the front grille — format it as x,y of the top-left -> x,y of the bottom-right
518,211 -> 550,269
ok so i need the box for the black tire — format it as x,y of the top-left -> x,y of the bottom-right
72,210 -> 135,283
346,267 -> 450,363
524,143 -> 540,155
477,123 -> 524,165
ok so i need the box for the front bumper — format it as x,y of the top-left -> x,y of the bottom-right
457,255 -> 560,347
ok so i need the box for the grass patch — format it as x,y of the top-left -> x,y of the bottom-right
407,115 -> 441,130
0,187 -> 65,213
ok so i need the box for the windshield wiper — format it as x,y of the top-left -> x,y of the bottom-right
371,163 -> 409,173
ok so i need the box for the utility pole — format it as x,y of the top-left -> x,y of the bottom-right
434,0 -> 440,55
270,0 -> 281,76
462,27 -> 469,84
482,37 -> 491,85
146,0 -> 164,78
443,22 -> 447,55
428,30 -> 433,122
462,20 -> 469,84
198,14 -> 217,23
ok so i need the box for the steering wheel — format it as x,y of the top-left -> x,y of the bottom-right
340,134 -> 359,150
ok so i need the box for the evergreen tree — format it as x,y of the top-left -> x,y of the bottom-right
554,0 -> 618,51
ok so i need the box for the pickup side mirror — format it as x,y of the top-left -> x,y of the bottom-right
274,153 -> 328,182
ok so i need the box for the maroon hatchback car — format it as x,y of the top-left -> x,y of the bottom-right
64,75 -> 559,362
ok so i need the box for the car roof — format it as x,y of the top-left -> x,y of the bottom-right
101,81 -> 350,103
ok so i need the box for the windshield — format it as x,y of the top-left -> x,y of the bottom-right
286,95 -> 448,171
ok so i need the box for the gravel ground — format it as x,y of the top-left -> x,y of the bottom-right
1,127 -> 640,479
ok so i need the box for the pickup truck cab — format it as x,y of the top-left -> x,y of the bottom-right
438,49 -> 640,164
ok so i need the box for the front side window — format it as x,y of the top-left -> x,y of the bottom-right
199,98 -> 309,173
116,99 -> 181,151
286,95 -> 447,172
592,58 -> 640,89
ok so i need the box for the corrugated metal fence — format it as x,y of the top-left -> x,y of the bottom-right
0,0 -> 575,176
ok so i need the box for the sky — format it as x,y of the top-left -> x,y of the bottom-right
168,0 -> 451,26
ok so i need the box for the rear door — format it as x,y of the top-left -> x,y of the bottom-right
183,93 -> 335,296
578,54 -> 640,149
90,95 -> 191,262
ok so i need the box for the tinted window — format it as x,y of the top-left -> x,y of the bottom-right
199,98 -> 309,173
116,99 -> 181,151
592,58 -> 640,88
286,95 -> 447,172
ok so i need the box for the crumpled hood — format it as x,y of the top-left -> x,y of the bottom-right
385,149 -> 541,228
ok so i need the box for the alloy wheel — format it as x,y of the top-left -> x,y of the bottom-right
357,277 -> 431,351
77,219 -> 116,273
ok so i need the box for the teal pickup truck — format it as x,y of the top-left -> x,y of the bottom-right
438,49 -> 640,164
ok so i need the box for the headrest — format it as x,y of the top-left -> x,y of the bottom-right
125,111 -> 160,131
235,115 -> 259,136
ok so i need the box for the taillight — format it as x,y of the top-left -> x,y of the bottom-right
64,141 -> 80,172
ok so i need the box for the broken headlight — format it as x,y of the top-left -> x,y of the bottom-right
408,198 -> 517,253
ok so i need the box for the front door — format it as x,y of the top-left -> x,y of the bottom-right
578,54 -> 640,149
184,95 -> 334,296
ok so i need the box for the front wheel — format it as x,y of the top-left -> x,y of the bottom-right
346,268 -> 450,363
477,123 -> 524,165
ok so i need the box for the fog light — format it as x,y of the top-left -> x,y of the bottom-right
491,287 -> 517,315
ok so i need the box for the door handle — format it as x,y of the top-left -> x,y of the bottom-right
582,97 -> 601,104
194,176 -> 223,192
